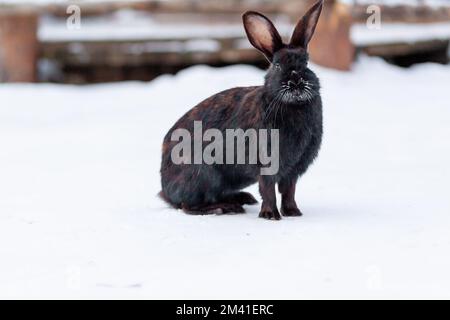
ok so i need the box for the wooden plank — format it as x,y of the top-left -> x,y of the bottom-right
352,4 -> 450,24
309,0 -> 355,71
0,8 -> 38,82
39,38 -> 262,67
362,39 -> 449,56
42,0 -> 293,17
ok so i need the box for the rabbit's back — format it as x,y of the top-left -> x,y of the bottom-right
164,86 -> 262,138
160,86 -> 264,207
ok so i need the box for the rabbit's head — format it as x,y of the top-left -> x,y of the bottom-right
243,0 -> 323,104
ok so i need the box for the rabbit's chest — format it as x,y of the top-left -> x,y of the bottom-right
276,108 -> 321,173
279,125 -> 313,160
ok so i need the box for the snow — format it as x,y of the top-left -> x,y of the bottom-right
1,57 -> 450,299
1,0 -> 449,7
3,0 -> 449,8
37,8 -> 450,48
0,0 -> 149,5
341,0 -> 450,7
352,22 -> 450,46
125,39 -> 221,54
38,10 -> 293,43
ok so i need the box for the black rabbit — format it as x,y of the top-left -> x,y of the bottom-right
160,0 -> 324,220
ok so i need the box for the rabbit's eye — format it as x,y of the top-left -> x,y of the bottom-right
273,63 -> 281,71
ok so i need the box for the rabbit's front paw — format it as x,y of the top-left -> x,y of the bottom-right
259,207 -> 281,220
281,206 -> 303,217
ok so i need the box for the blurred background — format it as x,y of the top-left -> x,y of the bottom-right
0,0 -> 449,84
1,1 -> 450,299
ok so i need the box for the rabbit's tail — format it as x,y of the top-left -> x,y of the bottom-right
158,191 -> 257,215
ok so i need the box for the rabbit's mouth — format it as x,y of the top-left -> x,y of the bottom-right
280,81 -> 317,103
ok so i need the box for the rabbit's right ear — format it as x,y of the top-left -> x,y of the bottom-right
243,11 -> 283,62
290,0 -> 323,49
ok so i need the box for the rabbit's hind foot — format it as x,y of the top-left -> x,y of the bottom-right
221,192 -> 258,206
182,202 -> 245,215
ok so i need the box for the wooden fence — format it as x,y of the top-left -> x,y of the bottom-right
0,0 -> 449,83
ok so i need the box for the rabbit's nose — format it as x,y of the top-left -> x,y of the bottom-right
290,70 -> 300,83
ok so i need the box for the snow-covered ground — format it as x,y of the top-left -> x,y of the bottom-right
37,8 -> 450,48
343,0 -> 450,7
37,10 -> 292,43
351,22 -> 450,46
1,0 -> 449,7
1,57 -> 450,299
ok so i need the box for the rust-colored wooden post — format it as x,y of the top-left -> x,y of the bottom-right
308,0 -> 355,71
0,7 -> 38,82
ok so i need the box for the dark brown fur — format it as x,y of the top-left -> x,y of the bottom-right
160,1 -> 324,220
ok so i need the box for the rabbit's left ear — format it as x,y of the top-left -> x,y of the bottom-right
243,11 -> 283,62
290,0 -> 324,49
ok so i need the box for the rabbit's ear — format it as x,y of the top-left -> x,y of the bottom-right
243,11 -> 283,61
290,0 -> 323,49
